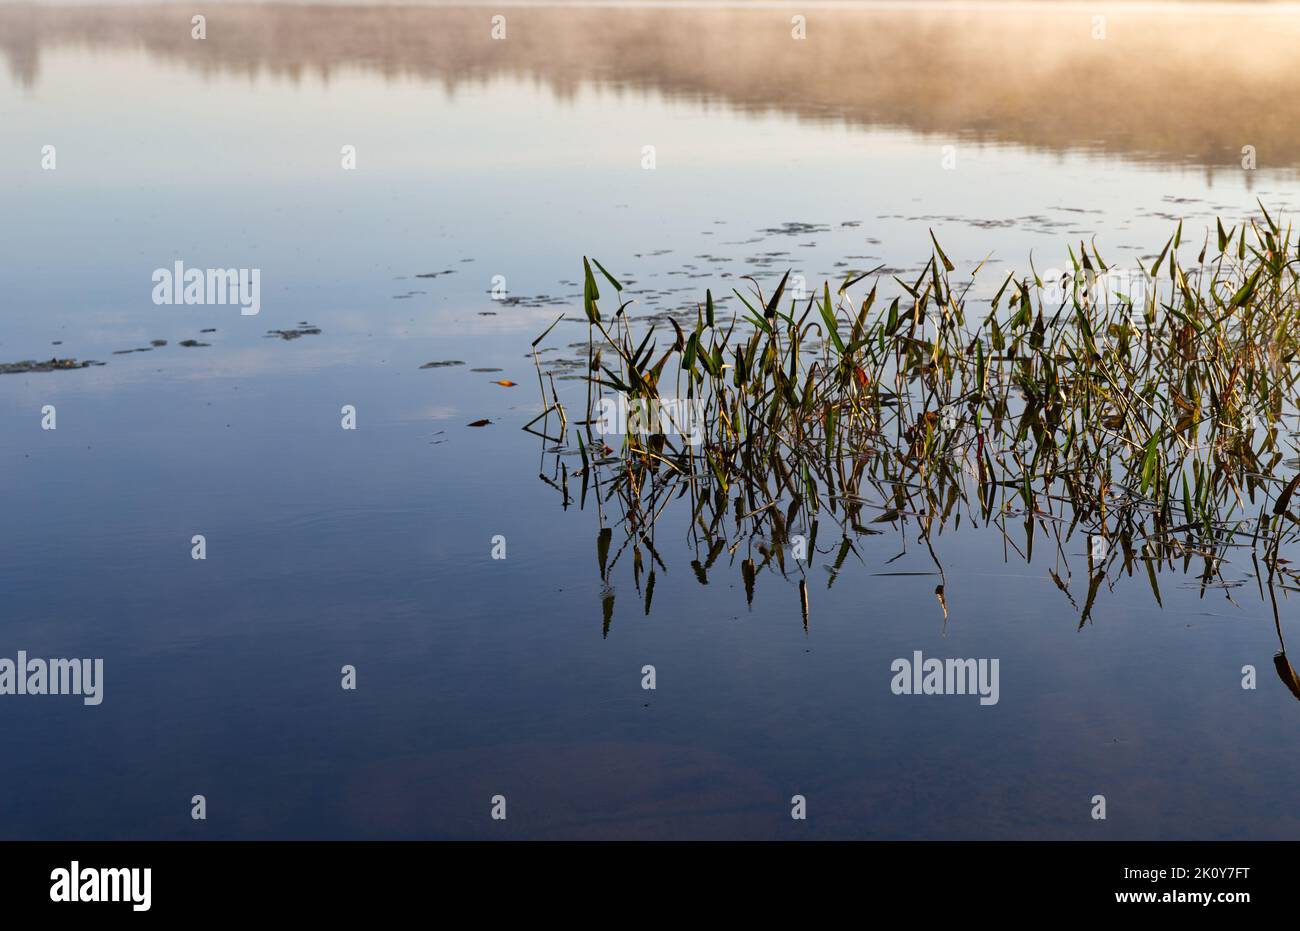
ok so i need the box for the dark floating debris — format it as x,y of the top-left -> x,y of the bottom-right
178,340 -> 210,348
759,221 -> 831,237
495,294 -> 569,308
415,270 -> 456,278
200,328 -> 217,334
265,326 -> 321,341
470,367 -> 504,372
420,360 -> 465,369
150,339 -> 168,347
467,419 -> 492,427
0,358 -> 104,374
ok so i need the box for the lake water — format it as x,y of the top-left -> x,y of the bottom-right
1,0 -> 1298,839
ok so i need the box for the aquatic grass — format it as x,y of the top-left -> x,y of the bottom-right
528,210 -> 1300,666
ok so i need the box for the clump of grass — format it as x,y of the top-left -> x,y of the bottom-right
529,208 -> 1300,644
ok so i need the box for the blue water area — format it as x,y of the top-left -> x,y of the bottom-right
1,2 -> 1297,839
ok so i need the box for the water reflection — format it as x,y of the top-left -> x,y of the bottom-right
5,2 -> 1300,171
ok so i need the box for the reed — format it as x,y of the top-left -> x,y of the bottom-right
529,209 -> 1300,648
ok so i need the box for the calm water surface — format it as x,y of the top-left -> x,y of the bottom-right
1,1 -> 1297,838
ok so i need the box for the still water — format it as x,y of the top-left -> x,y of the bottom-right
1,1 -> 1297,838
